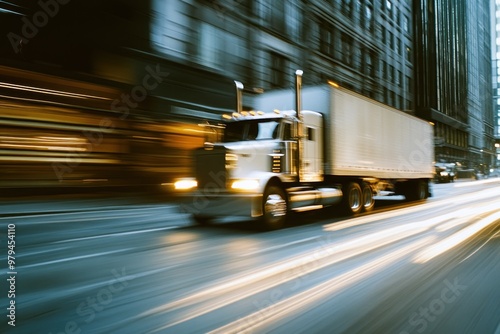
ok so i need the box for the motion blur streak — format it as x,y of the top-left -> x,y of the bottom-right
413,210 -> 500,263
0,81 -> 109,100
323,182 -> 500,232
454,178 -> 500,187
209,237 -> 435,334
141,220 -> 442,331
435,201 -> 500,232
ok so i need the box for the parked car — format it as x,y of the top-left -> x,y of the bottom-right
488,169 -> 500,178
434,164 -> 457,183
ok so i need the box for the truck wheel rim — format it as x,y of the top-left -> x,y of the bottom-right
363,189 -> 373,208
265,194 -> 287,219
349,189 -> 361,210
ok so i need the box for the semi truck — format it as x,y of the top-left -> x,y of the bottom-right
175,71 -> 434,229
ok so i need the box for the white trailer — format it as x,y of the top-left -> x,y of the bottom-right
176,72 -> 434,229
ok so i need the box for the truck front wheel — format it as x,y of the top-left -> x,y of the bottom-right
262,185 -> 288,230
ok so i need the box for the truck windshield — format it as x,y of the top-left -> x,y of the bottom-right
224,119 -> 280,142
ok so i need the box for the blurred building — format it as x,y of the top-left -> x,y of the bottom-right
492,0 -> 500,168
151,0 -> 413,111
414,0 -> 495,170
1,0 -> 496,171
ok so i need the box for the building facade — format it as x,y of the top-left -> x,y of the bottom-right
150,0 -> 414,111
414,0 -> 495,171
492,0 -> 500,168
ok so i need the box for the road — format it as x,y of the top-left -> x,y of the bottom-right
1,179 -> 500,334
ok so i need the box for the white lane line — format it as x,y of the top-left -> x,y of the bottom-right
454,178 -> 500,187
21,248 -> 133,269
241,236 -> 320,256
138,220 -> 442,329
459,228 -> 500,264
414,210 -> 500,263
204,237 -> 435,334
0,205 -> 177,221
324,186 -> 500,232
53,226 -> 179,243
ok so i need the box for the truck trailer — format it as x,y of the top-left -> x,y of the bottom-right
176,71 -> 434,229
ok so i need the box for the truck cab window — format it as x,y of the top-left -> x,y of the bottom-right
307,127 -> 315,141
224,119 -> 280,142
282,122 -> 293,140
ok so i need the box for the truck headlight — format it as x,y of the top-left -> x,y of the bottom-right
174,178 -> 198,190
440,172 -> 448,177
231,179 -> 259,191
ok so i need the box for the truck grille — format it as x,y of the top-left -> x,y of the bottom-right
194,146 -> 227,190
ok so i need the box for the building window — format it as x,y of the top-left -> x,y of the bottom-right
341,34 -> 352,64
365,5 -> 373,30
320,20 -> 334,56
342,0 -> 352,16
406,46 -> 412,61
365,50 -> 375,76
270,52 -> 287,88
403,15 -> 409,33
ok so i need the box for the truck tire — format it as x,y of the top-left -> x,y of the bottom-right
192,215 -> 213,225
361,182 -> 375,212
342,182 -> 363,215
404,179 -> 428,201
262,185 -> 288,230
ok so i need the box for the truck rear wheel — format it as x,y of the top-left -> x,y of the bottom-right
342,182 -> 363,215
361,182 -> 375,212
262,185 -> 288,230
402,179 -> 428,201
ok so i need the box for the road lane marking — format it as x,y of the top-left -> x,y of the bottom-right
208,237 -> 435,334
414,210 -> 500,263
454,178 -> 500,187
53,226 -> 179,243
241,236 -> 320,256
323,186 -> 500,232
139,222 -> 440,330
0,205 -> 178,222
459,228 -> 500,264
21,248 -> 132,269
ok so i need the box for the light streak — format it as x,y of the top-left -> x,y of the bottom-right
209,237 -> 435,334
0,82 -> 109,100
141,222 -> 438,331
323,186 -> 500,232
413,210 -> 500,264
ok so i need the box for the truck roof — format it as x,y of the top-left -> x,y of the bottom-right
221,109 -> 296,122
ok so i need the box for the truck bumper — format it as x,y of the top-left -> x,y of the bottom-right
178,192 -> 263,218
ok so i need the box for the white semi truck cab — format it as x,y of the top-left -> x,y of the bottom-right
176,71 -> 434,229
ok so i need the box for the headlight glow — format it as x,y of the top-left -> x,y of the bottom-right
174,179 -> 198,190
231,179 -> 259,190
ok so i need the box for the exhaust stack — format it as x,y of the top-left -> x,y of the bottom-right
295,70 -> 303,121
295,70 -> 303,182
234,80 -> 244,114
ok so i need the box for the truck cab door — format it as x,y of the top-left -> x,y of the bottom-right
301,111 -> 323,182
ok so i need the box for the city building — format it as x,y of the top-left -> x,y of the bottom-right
414,0 -> 495,171
150,0 -> 414,111
492,0 -> 500,168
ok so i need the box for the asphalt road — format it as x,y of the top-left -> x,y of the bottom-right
1,179 -> 500,334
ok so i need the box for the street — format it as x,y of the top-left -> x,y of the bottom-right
1,179 -> 500,334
